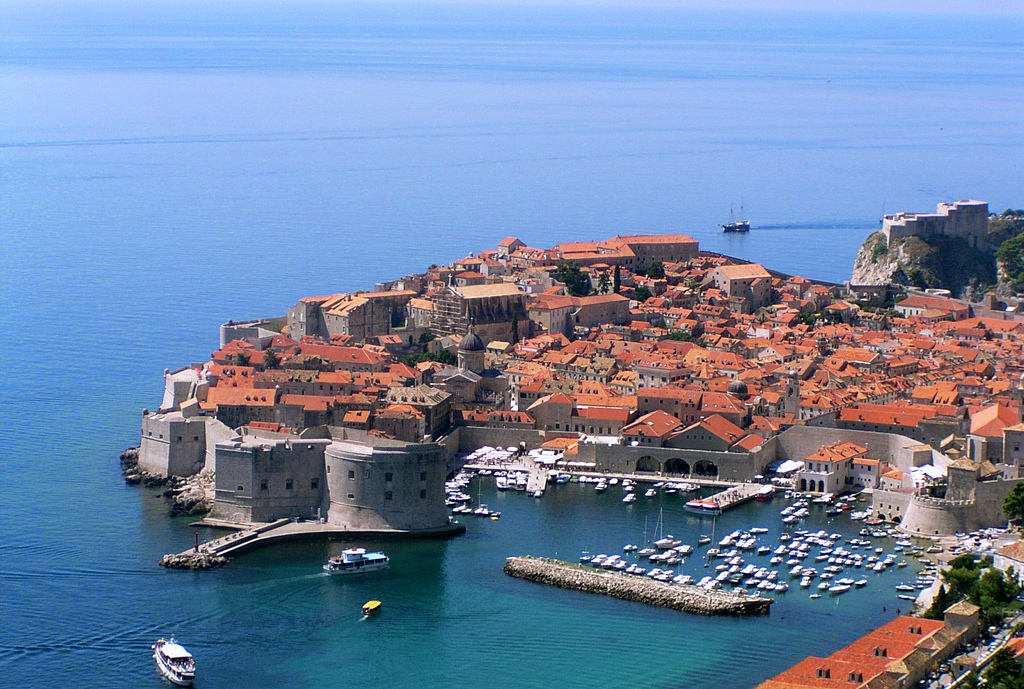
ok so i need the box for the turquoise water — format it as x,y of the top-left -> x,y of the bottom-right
2,4 -> 1022,687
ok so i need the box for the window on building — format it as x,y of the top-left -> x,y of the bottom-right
420,471 -> 427,481
348,493 -> 354,499
286,479 -> 293,490
237,485 -> 244,492
260,481 -> 268,491
385,472 -> 393,482
348,470 -> 355,479
384,491 -> 393,501
420,489 -> 427,499
311,478 -> 319,489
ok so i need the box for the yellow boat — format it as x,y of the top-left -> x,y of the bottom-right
362,600 -> 382,616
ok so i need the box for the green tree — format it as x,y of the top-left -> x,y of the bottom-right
262,349 -> 281,370
233,352 -> 251,367
922,584 -> 949,620
403,350 -> 456,366
597,271 -> 611,294
985,647 -> 1022,688
635,286 -> 652,302
668,330 -> 701,343
613,264 -> 621,293
960,670 -> 979,689
646,260 -> 666,279
998,233 -> 1024,290
1005,481 -> 1024,522
554,261 -> 592,297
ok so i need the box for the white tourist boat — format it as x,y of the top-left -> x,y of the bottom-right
323,548 -> 389,574
153,638 -> 196,686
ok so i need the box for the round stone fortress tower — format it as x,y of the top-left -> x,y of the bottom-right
325,437 -> 449,531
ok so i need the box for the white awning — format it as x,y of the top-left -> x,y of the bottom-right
776,459 -> 804,474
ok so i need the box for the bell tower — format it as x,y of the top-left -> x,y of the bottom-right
784,369 -> 799,418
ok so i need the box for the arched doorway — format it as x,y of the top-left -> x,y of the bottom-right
636,456 -> 660,473
799,478 -> 807,491
664,458 -> 690,475
693,460 -> 719,477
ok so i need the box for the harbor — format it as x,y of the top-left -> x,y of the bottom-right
446,467 -> 967,616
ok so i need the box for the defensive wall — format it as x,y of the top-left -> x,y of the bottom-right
898,478 -> 1018,536
325,438 -> 447,531
762,425 -> 943,474
139,409 -> 235,477
207,429 -> 451,533
219,316 -> 287,348
577,441 -> 767,482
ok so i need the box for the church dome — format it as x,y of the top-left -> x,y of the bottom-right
727,379 -> 750,400
459,331 -> 485,352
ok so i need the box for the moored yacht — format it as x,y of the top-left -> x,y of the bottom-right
153,638 -> 195,687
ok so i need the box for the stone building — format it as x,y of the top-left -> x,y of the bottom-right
383,384 -> 453,440
711,263 -> 773,312
209,429 -> 450,532
429,283 -> 527,342
286,290 -> 415,342
881,200 -> 989,250
324,436 -> 448,531
211,434 -> 331,523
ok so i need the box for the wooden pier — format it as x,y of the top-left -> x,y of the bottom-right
504,556 -> 773,615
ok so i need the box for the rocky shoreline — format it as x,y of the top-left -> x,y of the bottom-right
119,447 -> 214,517
504,555 -> 773,615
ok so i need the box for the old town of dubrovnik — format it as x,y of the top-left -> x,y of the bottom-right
127,213 -> 1024,689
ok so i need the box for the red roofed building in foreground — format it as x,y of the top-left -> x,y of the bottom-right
754,604 -> 978,689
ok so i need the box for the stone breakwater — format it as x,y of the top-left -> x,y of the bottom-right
503,556 -> 773,616
159,551 -> 228,569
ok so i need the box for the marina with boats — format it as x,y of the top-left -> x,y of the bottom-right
442,449 -> 1006,614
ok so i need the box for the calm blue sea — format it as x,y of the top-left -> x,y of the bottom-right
1,3 -> 1022,687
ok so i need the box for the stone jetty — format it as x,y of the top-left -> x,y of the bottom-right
503,556 -> 773,616
159,551 -> 228,570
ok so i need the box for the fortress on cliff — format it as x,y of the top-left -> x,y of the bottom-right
881,200 -> 989,250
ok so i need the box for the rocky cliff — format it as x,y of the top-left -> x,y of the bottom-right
851,231 -> 996,298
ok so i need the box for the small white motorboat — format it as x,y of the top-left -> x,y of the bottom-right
153,638 -> 195,686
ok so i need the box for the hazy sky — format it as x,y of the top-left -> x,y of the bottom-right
420,0 -> 1023,12
3,0 -> 1024,13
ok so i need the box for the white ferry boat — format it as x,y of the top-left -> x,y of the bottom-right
153,638 -> 195,686
323,548 -> 389,574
